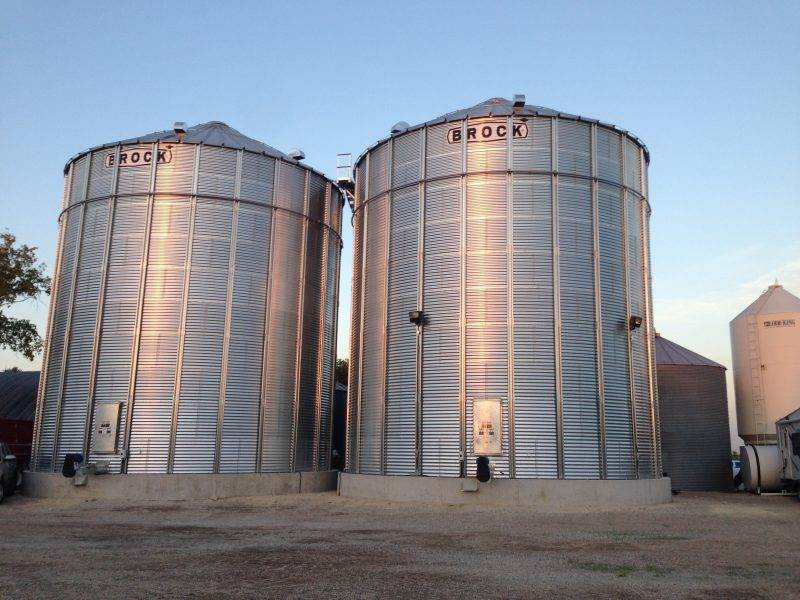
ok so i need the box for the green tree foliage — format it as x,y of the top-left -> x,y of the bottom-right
335,358 -> 348,386
0,231 -> 51,360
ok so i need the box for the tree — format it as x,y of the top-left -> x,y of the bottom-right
335,358 -> 348,386
0,231 -> 51,360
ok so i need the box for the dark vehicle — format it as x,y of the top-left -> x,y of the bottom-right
0,442 -> 22,503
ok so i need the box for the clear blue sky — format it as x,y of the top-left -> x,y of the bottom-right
2,1 -> 798,447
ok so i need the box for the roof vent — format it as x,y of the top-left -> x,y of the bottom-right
288,148 -> 305,161
173,122 -> 188,142
513,94 -> 526,113
391,121 -> 410,134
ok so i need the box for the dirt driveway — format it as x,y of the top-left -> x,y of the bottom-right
0,491 -> 796,599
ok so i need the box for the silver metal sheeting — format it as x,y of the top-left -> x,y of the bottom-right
354,98 -> 650,179
65,121 -> 291,172
348,115 -> 660,479
656,341 -> 731,491
32,140 -> 343,474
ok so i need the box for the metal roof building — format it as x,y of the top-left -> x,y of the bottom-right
33,122 -> 343,475
0,370 -> 38,468
655,334 -> 731,491
0,370 -> 39,422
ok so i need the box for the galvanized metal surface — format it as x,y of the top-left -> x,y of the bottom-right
67,121 -> 294,171
31,167 -> 76,464
353,97 -> 651,175
656,336 -> 731,491
348,101 -> 659,479
33,125 -> 343,474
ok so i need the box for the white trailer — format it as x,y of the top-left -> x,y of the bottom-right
776,407 -> 800,500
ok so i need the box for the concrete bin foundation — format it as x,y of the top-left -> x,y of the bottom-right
338,473 -> 672,509
23,470 -> 338,501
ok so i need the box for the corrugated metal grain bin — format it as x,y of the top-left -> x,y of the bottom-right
346,97 -> 661,479
655,335 -> 731,491
32,122 -> 343,474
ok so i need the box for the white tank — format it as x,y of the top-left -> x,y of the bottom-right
730,283 -> 800,444
739,444 -> 782,493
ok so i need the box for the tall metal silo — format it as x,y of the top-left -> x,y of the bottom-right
346,97 -> 661,480
655,334 -> 731,491
730,283 -> 800,445
31,122 -> 343,474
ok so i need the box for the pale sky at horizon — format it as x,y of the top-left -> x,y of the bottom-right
2,1 -> 798,450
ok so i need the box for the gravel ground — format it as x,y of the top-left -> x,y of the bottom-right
0,490 -> 797,599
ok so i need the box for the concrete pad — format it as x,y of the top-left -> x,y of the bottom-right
338,473 -> 672,509
22,471 -> 338,501
300,470 -> 339,493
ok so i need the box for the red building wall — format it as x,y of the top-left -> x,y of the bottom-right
0,419 -> 34,469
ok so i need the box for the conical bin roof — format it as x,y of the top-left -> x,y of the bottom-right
732,283 -> 800,322
65,121 -> 291,172
654,334 -> 725,369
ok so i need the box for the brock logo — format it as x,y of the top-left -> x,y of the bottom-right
105,146 -> 173,168
447,121 -> 528,144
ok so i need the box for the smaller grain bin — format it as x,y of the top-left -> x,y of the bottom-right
655,334 -> 731,491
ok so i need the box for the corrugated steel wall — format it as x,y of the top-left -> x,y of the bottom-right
657,365 -> 731,491
33,142 -> 343,474
349,114 -> 658,479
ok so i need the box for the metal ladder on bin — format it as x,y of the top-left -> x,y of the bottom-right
747,316 -> 768,447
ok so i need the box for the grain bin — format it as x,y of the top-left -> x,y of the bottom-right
730,283 -> 800,445
346,97 -> 660,480
655,334 -> 731,491
31,122 -> 343,474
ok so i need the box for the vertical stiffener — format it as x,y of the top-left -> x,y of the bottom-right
32,122 -> 343,474
347,97 -> 660,479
